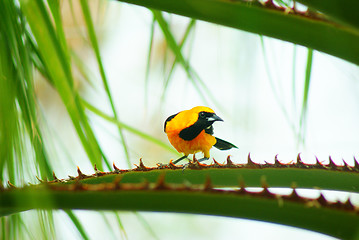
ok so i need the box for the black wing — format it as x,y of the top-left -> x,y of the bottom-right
164,113 -> 179,132
213,137 -> 238,150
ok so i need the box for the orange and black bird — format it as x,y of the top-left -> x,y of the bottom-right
164,106 -> 237,164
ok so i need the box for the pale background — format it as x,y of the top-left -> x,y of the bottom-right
34,1 -> 359,239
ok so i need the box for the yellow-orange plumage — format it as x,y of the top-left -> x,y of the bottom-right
164,106 -> 237,162
166,129 -> 215,158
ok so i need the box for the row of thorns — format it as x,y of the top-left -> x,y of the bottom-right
2,154 -> 358,215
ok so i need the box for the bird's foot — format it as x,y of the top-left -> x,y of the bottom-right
156,162 -> 168,168
197,157 -> 209,163
181,157 -> 209,172
182,163 -> 190,172
157,156 -> 191,169
172,155 -> 189,165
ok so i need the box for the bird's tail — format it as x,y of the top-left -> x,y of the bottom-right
214,137 -> 238,150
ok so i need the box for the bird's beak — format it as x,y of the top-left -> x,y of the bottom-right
207,113 -> 223,122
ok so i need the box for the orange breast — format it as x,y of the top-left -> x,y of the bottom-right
167,130 -> 216,157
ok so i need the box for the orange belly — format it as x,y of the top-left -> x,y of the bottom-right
167,130 -> 216,158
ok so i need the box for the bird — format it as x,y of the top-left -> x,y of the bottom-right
164,106 -> 237,164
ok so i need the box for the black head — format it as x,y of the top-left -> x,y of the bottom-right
179,111 -> 223,141
198,111 -> 223,125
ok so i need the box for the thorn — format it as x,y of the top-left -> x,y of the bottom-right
235,176 -> 248,194
77,166 -> 87,180
210,158 -> 216,167
191,158 -> 199,165
327,156 -> 338,170
94,164 -> 105,176
203,176 -> 213,191
237,178 -> 247,194
36,176 -> 44,183
170,161 -> 182,169
296,153 -> 304,166
139,158 -> 146,168
354,156 -> 359,171
27,182 -> 36,186
113,176 -> 122,190
288,188 -> 302,201
52,172 -> 59,182
343,198 -> 355,211
68,175 -> 76,180
154,174 -> 167,190
274,154 -> 283,167
134,158 -> 150,171
113,162 -> 120,172
165,159 -> 181,170
264,160 -> 271,166
315,156 -> 321,165
7,181 -> 16,189
314,156 -> 325,169
260,186 -> 273,198
342,159 -> 352,171
247,153 -> 259,168
259,176 -> 273,198
186,158 -> 207,170
296,153 -> 309,169
212,159 -> 223,167
198,159 -> 210,168
317,193 -> 328,206
225,155 -> 236,167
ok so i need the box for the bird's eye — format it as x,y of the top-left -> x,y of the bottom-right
199,112 -> 206,118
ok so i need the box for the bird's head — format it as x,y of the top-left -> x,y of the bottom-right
164,106 -> 223,135
192,106 -> 223,128
198,110 -> 223,124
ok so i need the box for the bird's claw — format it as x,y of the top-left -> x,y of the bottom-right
197,157 -> 209,163
181,158 -> 209,172
182,163 -> 190,172
156,163 -> 168,168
